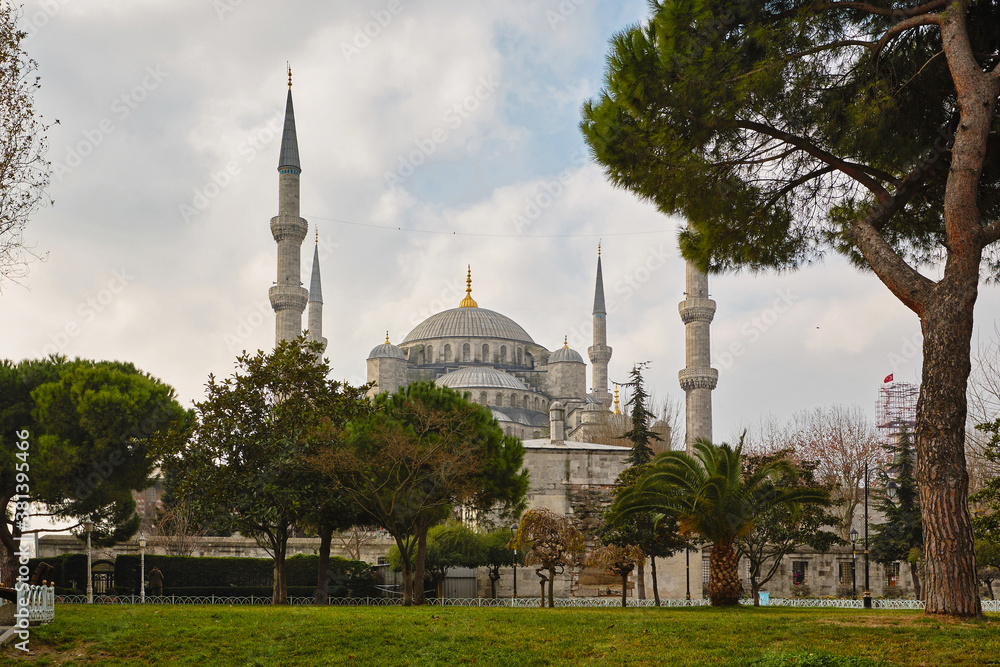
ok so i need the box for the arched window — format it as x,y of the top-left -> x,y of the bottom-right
463,343 -> 470,362
464,392 -> 471,401
523,395 -> 529,409
534,397 -> 540,410
525,351 -> 534,369
426,345 -> 434,363
510,394 -> 516,408
500,346 -> 507,363
479,392 -> 487,405
482,344 -> 489,361
496,392 -> 504,406
444,344 -> 452,362
517,348 -> 523,365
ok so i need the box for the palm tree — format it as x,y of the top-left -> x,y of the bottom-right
609,438 -> 828,606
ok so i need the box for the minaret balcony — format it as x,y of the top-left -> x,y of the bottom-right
678,367 -> 718,391
270,215 -> 308,243
269,284 -> 308,312
678,298 -> 717,324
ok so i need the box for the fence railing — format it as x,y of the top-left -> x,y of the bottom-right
52,594 -> 999,611
0,584 -> 56,623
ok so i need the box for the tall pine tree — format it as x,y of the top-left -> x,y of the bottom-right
620,362 -> 661,466
871,426 -> 923,598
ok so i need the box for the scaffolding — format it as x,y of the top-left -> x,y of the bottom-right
876,381 -> 919,448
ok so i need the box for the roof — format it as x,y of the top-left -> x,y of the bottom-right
436,367 -> 528,391
278,89 -> 300,170
403,307 -> 535,345
367,342 -> 406,360
549,346 -> 584,364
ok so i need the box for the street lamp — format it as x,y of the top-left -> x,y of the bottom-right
509,525 -> 518,599
849,527 -> 859,600
863,461 -> 872,608
84,520 -> 93,604
139,534 -> 146,604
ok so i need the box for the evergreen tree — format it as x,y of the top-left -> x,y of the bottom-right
871,427 -> 923,598
620,363 -> 661,466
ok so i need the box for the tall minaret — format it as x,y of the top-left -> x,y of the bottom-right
269,66 -> 309,346
588,244 -> 613,408
306,231 -> 327,352
678,260 -> 718,452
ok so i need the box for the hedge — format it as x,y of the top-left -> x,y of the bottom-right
27,554 -> 88,590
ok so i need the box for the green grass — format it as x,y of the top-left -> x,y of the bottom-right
4,604 -> 999,666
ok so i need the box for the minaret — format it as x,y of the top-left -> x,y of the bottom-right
269,66 -> 309,346
678,260 -> 718,452
588,244 -> 613,408
306,231 -> 327,352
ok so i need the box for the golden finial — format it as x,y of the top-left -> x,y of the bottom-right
563,335 -> 569,349
598,241 -> 601,258
385,331 -> 390,345
459,265 -> 478,308
613,385 -> 621,415
315,229 -> 319,245
287,63 -> 292,89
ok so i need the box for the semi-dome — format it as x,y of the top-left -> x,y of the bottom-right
403,307 -> 535,345
436,367 -> 528,391
549,337 -> 584,364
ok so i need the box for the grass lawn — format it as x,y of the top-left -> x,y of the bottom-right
3,604 -> 998,666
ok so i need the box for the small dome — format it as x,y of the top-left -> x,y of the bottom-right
436,367 -> 528,391
584,401 -> 604,412
368,342 -> 406,360
550,400 -> 565,411
549,346 -> 584,364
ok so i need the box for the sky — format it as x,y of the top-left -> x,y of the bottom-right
2,0 -> 988,445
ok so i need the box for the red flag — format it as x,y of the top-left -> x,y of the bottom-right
884,373 -> 894,383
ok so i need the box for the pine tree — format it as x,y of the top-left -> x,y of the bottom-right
620,363 -> 661,466
871,426 -> 923,598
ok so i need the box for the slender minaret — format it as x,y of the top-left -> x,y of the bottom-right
678,260 -> 718,452
588,244 -> 613,408
306,231 -> 327,352
269,66 -> 309,346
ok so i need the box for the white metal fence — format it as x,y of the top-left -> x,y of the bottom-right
0,585 -> 56,623
51,594 -> 1000,611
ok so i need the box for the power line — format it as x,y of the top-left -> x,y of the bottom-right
306,214 -> 672,239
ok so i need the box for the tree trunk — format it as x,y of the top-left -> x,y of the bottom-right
489,568 -> 498,598
272,525 -> 289,604
547,568 -> 556,608
636,555 -> 645,600
413,527 -> 428,606
621,572 -> 628,608
910,560 -> 923,601
708,542 -> 740,606
915,291 -> 981,617
314,524 -> 332,604
537,569 -> 546,607
650,556 -> 660,606
752,577 -> 760,607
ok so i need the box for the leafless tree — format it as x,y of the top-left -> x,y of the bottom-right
153,504 -> 205,557
0,4 -> 53,289
967,329 -> 1000,496
333,526 -> 383,562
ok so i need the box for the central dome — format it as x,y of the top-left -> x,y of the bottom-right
402,307 -> 535,345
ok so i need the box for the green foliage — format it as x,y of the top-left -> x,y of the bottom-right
603,464 -> 686,561
870,428 -> 922,566
972,418 -> 1000,540
385,521 -> 484,573
738,450 -> 840,602
619,363 -> 661,466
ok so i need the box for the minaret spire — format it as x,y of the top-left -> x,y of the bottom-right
306,230 -> 327,352
269,72 -> 308,346
679,260 -> 718,453
588,245 -> 613,408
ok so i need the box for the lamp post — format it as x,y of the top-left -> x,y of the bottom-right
139,534 -> 146,604
863,461 -> 871,609
510,525 -> 518,599
685,544 -> 691,603
849,527 -> 858,600
84,520 -> 93,604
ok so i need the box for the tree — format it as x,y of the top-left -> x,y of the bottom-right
976,538 -> 1000,599
164,337 -> 368,604
512,509 -> 584,608
604,464 -> 686,606
738,450 -> 841,606
582,1 -> 999,617
610,438 -> 827,606
871,427 -> 924,599
0,357 -> 187,587
620,362 -> 662,466
312,381 -> 528,605
586,543 -> 644,607
386,521 -> 484,598
481,528 -> 521,599
0,4 -> 53,289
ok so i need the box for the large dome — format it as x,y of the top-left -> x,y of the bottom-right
436,367 -> 529,391
402,307 -> 535,344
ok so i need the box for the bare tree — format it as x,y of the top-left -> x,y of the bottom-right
0,4 -> 53,288
967,329 -> 1000,495
153,503 -> 205,557
333,526 -> 383,562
